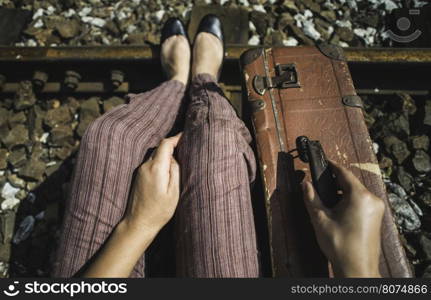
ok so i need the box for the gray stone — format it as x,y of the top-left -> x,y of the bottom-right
18,158 -> 45,181
47,99 -> 61,109
45,162 -> 61,177
419,192 -> 431,209
31,105 -> 46,140
391,93 -> 417,115
396,167 -> 414,192
49,124 -> 74,147
329,34 -> 341,46
288,24 -> 314,45
264,30 -> 286,45
16,190 -> 27,201
320,10 -> 336,22
386,113 -> 410,138
409,199 -> 423,217
44,16 -> 63,30
250,11 -> 268,36
359,14 -> 379,27
77,97 -> 101,137
388,193 -> 421,232
419,234 -> 431,261
12,215 -> 35,244
1,124 -> 29,149
26,182 -> 38,192
424,100 -> 431,127
314,18 -> 332,40
25,192 -> 36,204
0,149 -> 7,169
8,111 -> 26,127
383,135 -> 400,152
336,26 -> 354,42
368,107 -> 384,120
0,211 -> 15,261
126,33 -> 146,44
62,0 -> 78,9
49,145 -> 74,160
7,147 -> 26,169
364,111 -> 375,127
55,18 -> 81,39
386,182 -> 407,199
7,174 -> 26,189
412,150 -> 431,173
0,107 -> 9,128
278,12 -> 295,30
23,25 -> 54,46
103,96 -> 125,113
423,265 -> 431,278
14,81 -> 36,110
65,97 -> 80,115
379,156 -> 393,172
30,142 -> 44,161
302,0 -> 321,14
44,106 -> 73,128
282,0 -> 299,13
80,97 -> 101,118
0,97 -> 13,110
0,210 -> 15,244
411,135 -> 429,151
389,139 -> 410,165
105,20 -> 120,36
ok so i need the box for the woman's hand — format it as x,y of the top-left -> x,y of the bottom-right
123,133 -> 182,234
83,134 -> 181,278
302,160 -> 385,278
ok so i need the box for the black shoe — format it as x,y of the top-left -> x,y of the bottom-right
195,14 -> 225,78
160,17 -> 189,79
161,17 -> 188,45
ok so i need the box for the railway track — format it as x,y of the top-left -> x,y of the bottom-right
1,46 -> 430,97
0,46 -> 430,277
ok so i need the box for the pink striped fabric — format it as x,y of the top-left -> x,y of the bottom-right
52,74 -> 259,278
52,80 -> 186,277
175,74 -> 259,277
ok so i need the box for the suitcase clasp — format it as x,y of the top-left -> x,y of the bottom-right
253,64 -> 300,95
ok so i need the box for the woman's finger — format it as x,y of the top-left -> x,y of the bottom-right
152,133 -> 182,170
302,181 -> 331,223
328,160 -> 363,193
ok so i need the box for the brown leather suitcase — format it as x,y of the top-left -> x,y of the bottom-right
240,45 -> 413,277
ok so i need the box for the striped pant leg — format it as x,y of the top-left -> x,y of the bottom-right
175,74 -> 259,277
52,80 -> 185,277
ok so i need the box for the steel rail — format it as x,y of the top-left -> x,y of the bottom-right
0,45 -> 431,63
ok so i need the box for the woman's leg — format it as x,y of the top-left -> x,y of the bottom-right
52,80 -> 186,277
52,29 -> 191,278
175,73 -> 260,277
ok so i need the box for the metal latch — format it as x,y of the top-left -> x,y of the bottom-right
253,64 -> 300,96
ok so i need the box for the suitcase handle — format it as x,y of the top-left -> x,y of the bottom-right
296,136 -> 340,208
